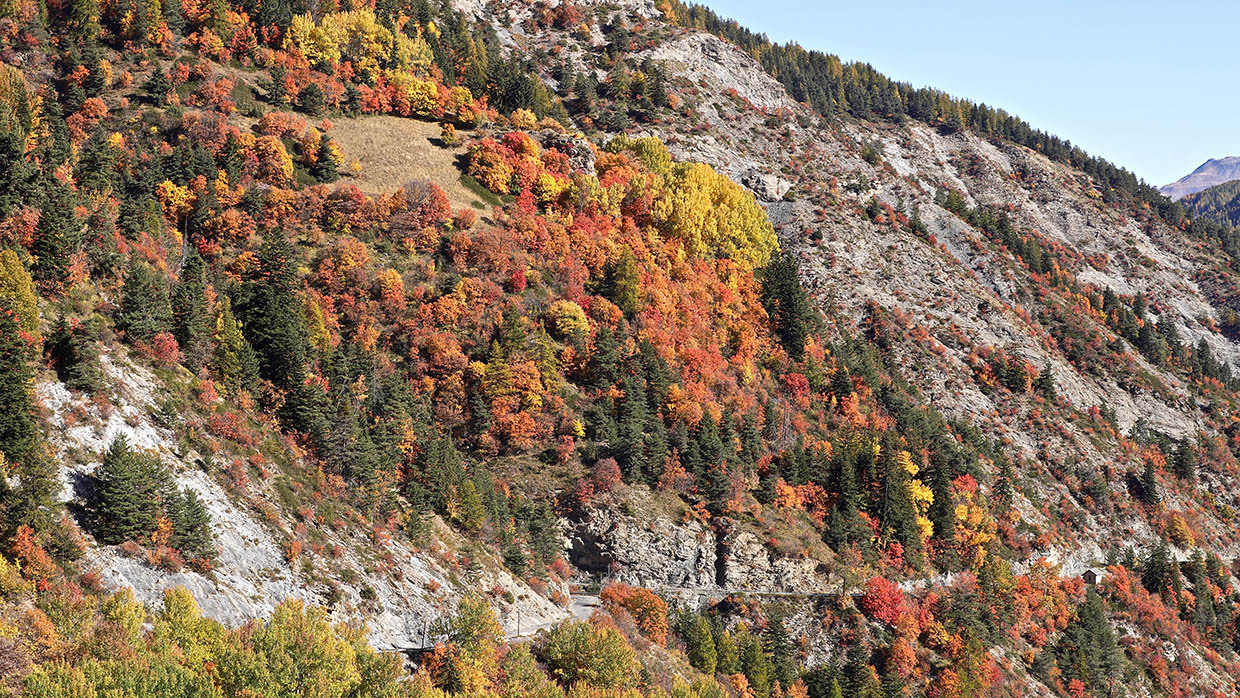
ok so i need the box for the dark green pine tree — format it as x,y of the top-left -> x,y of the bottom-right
0,306 -> 39,469
740,632 -> 773,698
1173,439 -> 1197,481
117,259 -> 173,344
826,455 -> 867,552
589,325 -> 622,390
1033,363 -> 1056,399
212,296 -> 260,393
1139,457 -> 1161,505
239,234 -> 321,434
170,488 -> 215,560
763,614 -> 797,689
877,444 -> 923,564
760,252 -> 813,360
0,306 -> 57,534
616,373 -> 648,482
48,315 -> 105,393
32,180 -> 77,289
1054,588 -> 1123,695
928,454 -> 958,551
172,251 -> 213,371
90,436 -> 175,545
1141,540 -> 1176,598
312,133 -> 341,183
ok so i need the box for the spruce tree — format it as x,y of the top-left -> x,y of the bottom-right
760,253 -> 813,360
90,436 -> 174,545
682,614 -> 716,675
117,259 -> 173,344
239,234 -> 308,393
172,251 -> 213,371
589,326 -> 622,390
212,296 -> 259,392
32,180 -> 76,289
171,488 -> 215,560
1142,541 -> 1174,597
1033,363 -> 1056,399
764,615 -> 797,688
1173,439 -> 1196,481
1139,457 -> 1160,505
0,305 -> 55,533
0,305 -> 39,470
312,133 -> 341,183
616,373 -> 648,482
878,446 -> 922,563
1054,588 -> 1122,695
48,315 -> 104,393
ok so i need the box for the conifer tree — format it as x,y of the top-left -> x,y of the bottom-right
212,296 -> 259,393
681,614 -> 716,675
1173,439 -> 1196,482
172,251 -> 213,371
616,373 -> 648,481
760,253 -> 813,360
715,627 -> 739,675
764,615 -> 797,688
1140,457 -> 1161,505
312,133 -> 341,183
0,306 -> 38,470
878,446 -> 922,562
589,326 -> 622,390
0,304 -> 54,530
90,436 -> 175,545
602,250 -> 641,316
456,480 -> 486,532
48,315 -> 105,393
32,180 -> 76,289
1033,363 -> 1056,399
1054,588 -> 1123,695
171,489 -> 215,560
239,234 -> 308,393
1142,541 -> 1175,597
117,259 -> 173,344
740,632 -> 773,698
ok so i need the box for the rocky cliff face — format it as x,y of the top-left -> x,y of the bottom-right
563,491 -> 836,600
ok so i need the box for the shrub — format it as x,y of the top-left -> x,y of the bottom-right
539,620 -> 638,688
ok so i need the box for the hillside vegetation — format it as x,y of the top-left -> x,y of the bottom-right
2,0 -> 1240,697
1181,178 -> 1240,227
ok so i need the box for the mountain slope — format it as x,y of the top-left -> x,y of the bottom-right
1181,177 -> 1240,226
1161,155 -> 1240,199
3,0 -> 1240,697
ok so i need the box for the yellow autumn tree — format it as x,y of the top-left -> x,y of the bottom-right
285,10 -> 432,81
897,449 -> 934,546
653,160 -> 777,272
0,249 -> 40,343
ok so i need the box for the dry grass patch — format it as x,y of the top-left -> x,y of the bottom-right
328,115 -> 481,209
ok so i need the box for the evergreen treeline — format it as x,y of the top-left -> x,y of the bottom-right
1180,178 -> 1240,227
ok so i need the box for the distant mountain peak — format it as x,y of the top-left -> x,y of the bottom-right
1161,156 -> 1240,200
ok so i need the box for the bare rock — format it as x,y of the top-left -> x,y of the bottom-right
742,169 -> 793,202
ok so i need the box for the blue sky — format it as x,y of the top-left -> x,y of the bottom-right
701,0 -> 1235,186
